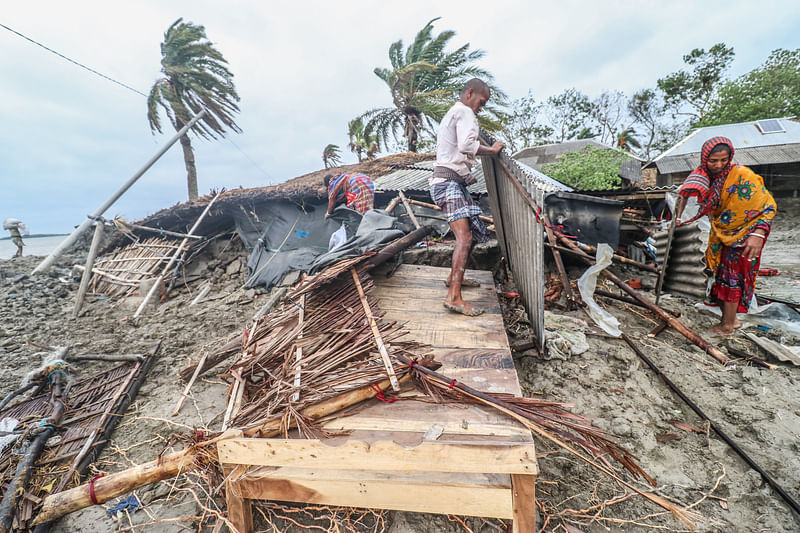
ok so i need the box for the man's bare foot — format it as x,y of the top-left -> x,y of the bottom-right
733,318 -> 742,329
709,323 -> 736,335
443,300 -> 484,316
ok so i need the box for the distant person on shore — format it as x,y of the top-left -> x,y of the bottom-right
324,172 -> 375,217
431,78 -> 503,317
676,136 -> 777,335
3,218 -> 26,258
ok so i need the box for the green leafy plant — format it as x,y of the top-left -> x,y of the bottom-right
541,146 -> 626,190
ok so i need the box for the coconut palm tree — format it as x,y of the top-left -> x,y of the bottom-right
347,118 -> 379,162
147,18 -> 241,201
322,144 -> 342,168
616,128 -> 642,152
357,18 -> 505,153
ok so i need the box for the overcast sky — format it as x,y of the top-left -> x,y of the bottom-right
1,1 -> 799,234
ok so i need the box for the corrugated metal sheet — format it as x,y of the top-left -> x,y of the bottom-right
656,143 -> 800,174
654,117 -> 800,173
373,160 -> 487,194
481,133 -> 569,350
653,222 -> 708,298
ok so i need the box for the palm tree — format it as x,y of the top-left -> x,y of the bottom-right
147,18 -> 241,201
322,144 -> 342,168
347,118 -> 379,162
358,18 -> 505,153
616,128 -> 642,152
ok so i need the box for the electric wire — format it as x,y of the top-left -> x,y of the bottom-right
0,21 -> 147,97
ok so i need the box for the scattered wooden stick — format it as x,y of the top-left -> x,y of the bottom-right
350,268 -> 400,391
648,322 -> 668,338
189,283 -> 212,306
556,234 -> 728,365
397,191 -> 421,230
725,346 -> 777,370
173,351 -> 209,416
67,353 -> 144,363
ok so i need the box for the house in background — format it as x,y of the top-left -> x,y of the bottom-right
648,117 -> 800,196
513,139 -> 644,187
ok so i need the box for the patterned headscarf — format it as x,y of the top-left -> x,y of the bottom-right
677,136 -> 736,223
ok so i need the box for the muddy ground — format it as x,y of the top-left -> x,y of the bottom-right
0,199 -> 797,532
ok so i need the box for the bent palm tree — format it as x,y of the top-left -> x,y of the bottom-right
358,18 -> 505,153
616,128 -> 642,152
147,18 -> 241,201
347,118 -> 379,162
322,144 -> 342,168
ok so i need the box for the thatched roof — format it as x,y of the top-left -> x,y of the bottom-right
131,152 -> 434,238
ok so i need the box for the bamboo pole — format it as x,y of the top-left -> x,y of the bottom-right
33,373 -> 413,525
172,352 -> 208,417
350,268 -> 400,391
134,190 -> 222,320
32,110 -> 207,275
112,219 -> 203,240
291,295 -> 305,402
72,222 -> 105,318
67,353 -> 144,363
556,234 -> 729,365
365,225 -> 434,269
397,191 -> 421,229
384,195 -> 402,214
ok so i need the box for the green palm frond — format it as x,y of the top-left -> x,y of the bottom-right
148,17 -> 241,140
361,18 -> 503,152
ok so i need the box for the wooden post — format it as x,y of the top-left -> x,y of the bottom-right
226,480 -> 253,533
32,110 -> 207,275
350,268 -> 401,391
511,474 -> 536,533
133,190 -> 222,320
397,191 -> 421,229
72,221 -> 104,318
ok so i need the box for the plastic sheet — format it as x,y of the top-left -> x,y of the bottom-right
577,243 -> 622,337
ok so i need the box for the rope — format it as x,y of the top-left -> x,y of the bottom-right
89,473 -> 105,505
370,384 -> 396,403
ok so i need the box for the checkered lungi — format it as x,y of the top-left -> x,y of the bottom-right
430,169 -> 489,243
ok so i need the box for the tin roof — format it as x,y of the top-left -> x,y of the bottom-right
372,160 -> 487,194
654,117 -> 800,173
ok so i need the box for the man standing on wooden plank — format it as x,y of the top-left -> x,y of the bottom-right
431,78 -> 503,316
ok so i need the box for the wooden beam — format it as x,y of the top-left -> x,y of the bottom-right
232,468 -> 514,519
72,221 -> 104,317
217,438 -> 537,474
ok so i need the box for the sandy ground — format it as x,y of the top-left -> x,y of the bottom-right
0,200 -> 796,532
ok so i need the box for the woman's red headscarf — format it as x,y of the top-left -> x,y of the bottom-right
677,136 -> 736,223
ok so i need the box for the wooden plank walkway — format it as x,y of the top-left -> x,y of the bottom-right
221,264 -> 537,532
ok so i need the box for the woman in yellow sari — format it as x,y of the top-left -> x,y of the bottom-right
677,136 -> 777,334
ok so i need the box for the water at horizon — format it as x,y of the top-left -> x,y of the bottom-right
0,235 -> 67,259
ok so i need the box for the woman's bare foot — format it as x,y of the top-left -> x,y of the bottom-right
709,323 -> 736,335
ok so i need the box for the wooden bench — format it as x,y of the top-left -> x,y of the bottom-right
221,265 -> 537,532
